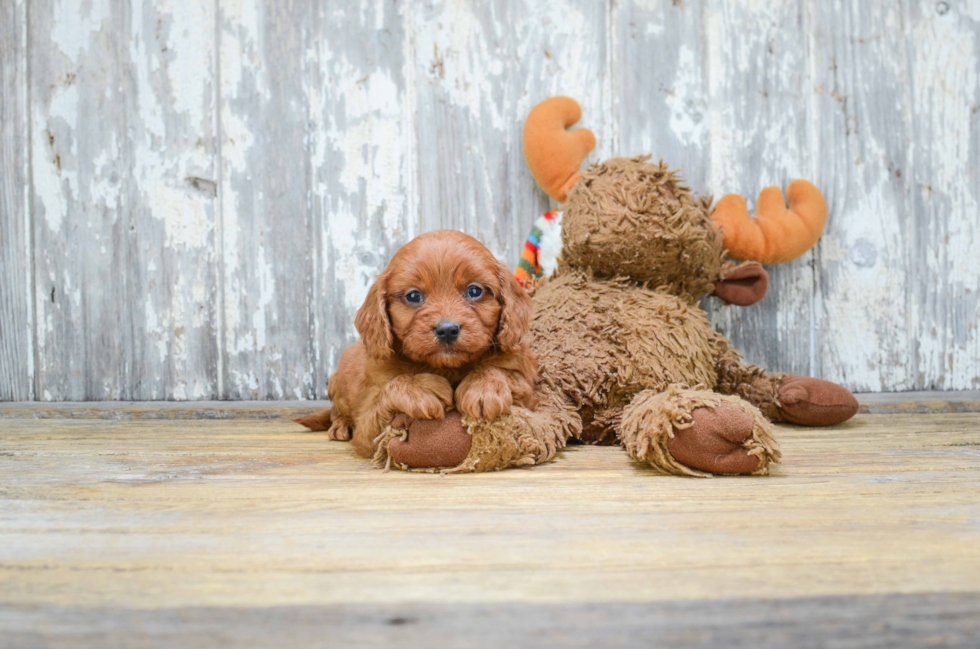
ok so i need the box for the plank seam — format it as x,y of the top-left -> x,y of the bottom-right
699,0 -> 710,201
304,6 -> 316,400
25,0 -> 37,401
2,391 -> 977,419
605,0 -> 618,154
803,0 -> 818,380
213,0 -> 226,399
406,3 -> 421,241
900,0 -> 919,390
309,5 -> 321,399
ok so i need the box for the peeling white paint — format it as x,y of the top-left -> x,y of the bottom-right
666,45 -> 705,148
412,3 -> 507,133
12,0 -> 979,402
910,8 -> 980,389
147,183 -> 212,249
645,22 -> 666,36
331,70 -> 407,226
163,0 -> 214,127
50,0 -> 111,64
320,62 -> 408,313
220,0 -> 270,100
249,237 -> 275,354
32,83 -> 79,233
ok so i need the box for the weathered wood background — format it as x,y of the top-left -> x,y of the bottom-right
1,0 -> 978,401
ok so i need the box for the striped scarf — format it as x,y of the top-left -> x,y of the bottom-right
514,210 -> 563,288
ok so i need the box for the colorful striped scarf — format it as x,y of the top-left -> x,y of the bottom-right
514,210 -> 563,288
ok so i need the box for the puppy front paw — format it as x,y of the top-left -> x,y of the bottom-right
385,373 -> 454,421
456,368 -> 513,420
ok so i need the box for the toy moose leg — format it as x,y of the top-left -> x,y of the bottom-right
714,349 -> 859,426
617,385 -> 781,477
377,391 -> 581,473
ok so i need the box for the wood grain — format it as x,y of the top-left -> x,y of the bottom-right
412,0 -> 611,264
1,390 -> 978,419
3,593 -> 979,648
4,0 -> 980,400
808,1 -> 915,392
701,0 -> 814,378
613,0 -> 708,189
1,411 -> 979,645
29,0 -> 220,400
2,413 -> 979,608
907,1 -> 980,391
0,400 -> 332,420
218,0 -> 315,399
0,0 -> 32,401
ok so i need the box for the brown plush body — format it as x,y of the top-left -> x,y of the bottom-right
531,271 -> 739,444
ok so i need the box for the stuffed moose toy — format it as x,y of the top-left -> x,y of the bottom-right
302,96 -> 859,476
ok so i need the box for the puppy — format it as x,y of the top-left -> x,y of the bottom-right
296,230 -> 537,458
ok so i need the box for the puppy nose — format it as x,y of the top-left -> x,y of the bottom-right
434,319 -> 461,343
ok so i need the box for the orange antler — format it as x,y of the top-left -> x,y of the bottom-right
711,180 -> 828,264
523,97 -> 596,203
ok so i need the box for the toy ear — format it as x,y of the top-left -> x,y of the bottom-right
354,273 -> 394,359
495,259 -> 533,351
523,97 -> 596,202
712,262 -> 769,306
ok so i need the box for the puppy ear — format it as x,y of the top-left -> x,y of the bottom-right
355,273 -> 393,359
495,260 -> 533,351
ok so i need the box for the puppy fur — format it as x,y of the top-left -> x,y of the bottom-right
298,230 -> 537,458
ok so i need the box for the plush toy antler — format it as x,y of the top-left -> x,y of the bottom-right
711,181 -> 827,264
523,97 -> 596,202
524,95 -> 826,263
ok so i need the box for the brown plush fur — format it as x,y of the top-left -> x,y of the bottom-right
529,270 -> 728,443
296,230 -> 537,458
563,156 -> 723,302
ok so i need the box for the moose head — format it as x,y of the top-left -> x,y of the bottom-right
522,97 -> 827,306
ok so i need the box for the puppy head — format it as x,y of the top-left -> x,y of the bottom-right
355,231 -> 532,368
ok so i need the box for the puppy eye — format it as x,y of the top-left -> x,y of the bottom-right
405,290 -> 424,304
465,284 -> 484,300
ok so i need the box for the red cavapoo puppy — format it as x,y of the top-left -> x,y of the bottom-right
296,230 -> 537,460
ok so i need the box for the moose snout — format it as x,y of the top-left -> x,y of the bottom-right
434,319 -> 461,344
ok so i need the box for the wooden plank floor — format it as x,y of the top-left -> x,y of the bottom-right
1,411 -> 979,647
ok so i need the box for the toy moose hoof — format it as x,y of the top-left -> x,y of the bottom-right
667,404 -> 762,475
777,376 -> 860,426
387,412 -> 472,470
